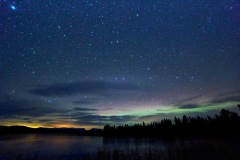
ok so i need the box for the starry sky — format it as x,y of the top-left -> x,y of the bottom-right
0,0 -> 240,129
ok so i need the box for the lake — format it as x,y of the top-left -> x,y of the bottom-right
0,134 -> 231,159
0,134 -> 181,159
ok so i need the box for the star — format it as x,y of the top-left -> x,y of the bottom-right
10,5 -> 16,11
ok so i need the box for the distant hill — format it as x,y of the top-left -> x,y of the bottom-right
0,125 -> 102,136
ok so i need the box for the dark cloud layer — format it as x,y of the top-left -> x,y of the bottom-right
176,95 -> 240,110
0,96 -> 66,118
30,81 -> 139,97
73,115 -> 137,126
174,95 -> 202,104
178,104 -> 201,109
209,95 -> 240,104
73,107 -> 99,111
216,90 -> 240,97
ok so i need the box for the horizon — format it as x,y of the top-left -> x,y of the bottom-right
1,106 -> 240,131
0,1 -> 240,130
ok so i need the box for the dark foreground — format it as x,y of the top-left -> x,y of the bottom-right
82,143 -> 240,160
7,141 -> 240,160
2,107 -> 240,159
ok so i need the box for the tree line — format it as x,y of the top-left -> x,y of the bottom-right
103,105 -> 240,137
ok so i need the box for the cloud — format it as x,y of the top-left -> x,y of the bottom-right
174,95 -> 202,104
73,100 -> 95,105
209,95 -> 240,104
172,94 -> 240,111
178,104 -> 201,109
30,81 -> 139,97
0,96 -> 67,118
216,90 -> 240,97
73,107 -> 99,111
38,119 -> 53,123
57,112 -> 138,126
171,95 -> 203,110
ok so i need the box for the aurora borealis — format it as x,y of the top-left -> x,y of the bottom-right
0,0 -> 240,129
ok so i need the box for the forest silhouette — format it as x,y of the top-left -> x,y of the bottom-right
103,105 -> 240,137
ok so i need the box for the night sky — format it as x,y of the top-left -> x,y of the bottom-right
0,0 -> 240,129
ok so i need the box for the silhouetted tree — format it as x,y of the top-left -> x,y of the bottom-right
103,105 -> 240,137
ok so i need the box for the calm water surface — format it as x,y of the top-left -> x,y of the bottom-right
0,134 -> 212,159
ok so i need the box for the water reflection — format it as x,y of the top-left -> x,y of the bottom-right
102,137 -> 167,150
0,134 -> 176,159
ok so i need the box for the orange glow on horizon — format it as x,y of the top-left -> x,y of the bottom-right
1,121 -> 100,130
2,122 -> 45,128
50,123 -> 82,128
